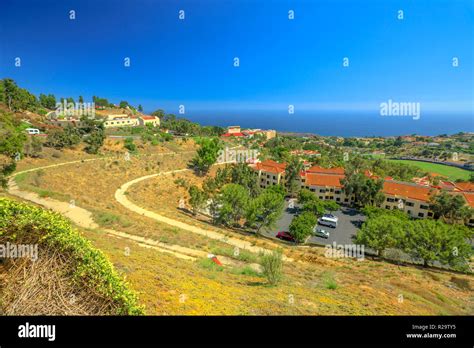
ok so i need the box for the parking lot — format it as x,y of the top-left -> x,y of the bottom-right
262,199 -> 366,246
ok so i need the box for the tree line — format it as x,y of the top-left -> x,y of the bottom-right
357,207 -> 473,271
185,163 -> 285,235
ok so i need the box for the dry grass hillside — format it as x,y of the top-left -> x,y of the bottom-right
3,140 -> 473,315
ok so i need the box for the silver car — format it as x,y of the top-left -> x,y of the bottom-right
313,227 -> 329,238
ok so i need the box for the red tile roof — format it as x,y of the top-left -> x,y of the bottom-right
462,192 -> 474,208
255,160 -> 287,174
382,180 -> 436,202
221,132 -> 246,137
305,173 -> 344,188
140,116 -> 158,120
250,159 -> 473,208
307,166 -> 345,175
456,182 -> 474,192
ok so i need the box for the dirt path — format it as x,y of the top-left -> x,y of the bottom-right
9,159 -> 103,229
115,168 -> 292,261
7,157 -> 265,268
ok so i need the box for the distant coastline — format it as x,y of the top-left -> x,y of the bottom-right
166,110 -> 474,138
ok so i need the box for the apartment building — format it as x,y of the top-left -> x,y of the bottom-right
137,115 -> 160,127
252,159 -> 474,220
103,114 -> 160,128
221,126 -> 276,140
300,166 -> 352,204
103,114 -> 138,128
382,180 -> 436,218
254,160 -> 286,188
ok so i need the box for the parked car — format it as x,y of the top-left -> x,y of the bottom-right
318,216 -> 337,228
25,128 -> 40,135
313,227 -> 329,239
276,231 -> 296,243
323,213 -> 338,221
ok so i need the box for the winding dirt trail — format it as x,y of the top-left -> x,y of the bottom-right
115,169 -> 292,261
7,156 -> 268,268
7,158 -> 204,261
9,158 -> 103,229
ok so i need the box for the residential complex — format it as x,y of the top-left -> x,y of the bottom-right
46,112 -> 160,129
221,125 -> 276,140
251,159 -> 474,223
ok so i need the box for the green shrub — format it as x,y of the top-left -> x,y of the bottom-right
260,249 -> 283,285
322,272 -> 338,290
124,137 -> 137,152
230,266 -> 261,277
95,211 -> 132,228
0,198 -> 144,315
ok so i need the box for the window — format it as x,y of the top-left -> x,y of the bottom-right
320,189 -> 325,193
310,188 -> 315,192
407,210 -> 412,215
386,198 -> 395,202
335,190 -> 341,194
418,212 -> 424,218
406,202 -> 414,207
427,212 -> 433,217
344,198 -> 349,202
420,205 -> 429,210
385,205 -> 390,209
329,188 -> 334,192
273,175 -> 276,180
319,196 -> 323,199
336,198 -> 340,202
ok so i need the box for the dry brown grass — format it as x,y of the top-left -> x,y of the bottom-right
8,142 -> 474,315
0,250 -> 117,315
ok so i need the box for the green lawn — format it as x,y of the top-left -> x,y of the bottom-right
388,160 -> 471,181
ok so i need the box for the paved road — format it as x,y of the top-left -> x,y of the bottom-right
262,200 -> 366,246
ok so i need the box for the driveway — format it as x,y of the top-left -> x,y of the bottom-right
263,200 -> 366,246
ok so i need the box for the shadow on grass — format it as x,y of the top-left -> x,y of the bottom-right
246,281 -> 269,287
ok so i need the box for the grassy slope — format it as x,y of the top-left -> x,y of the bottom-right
388,159 -> 471,181
8,145 -> 474,315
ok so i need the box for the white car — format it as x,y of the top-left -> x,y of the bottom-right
25,128 -> 40,135
313,227 -> 329,238
323,213 -> 338,221
319,216 -> 338,228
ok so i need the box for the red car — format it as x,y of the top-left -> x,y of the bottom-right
276,231 -> 296,243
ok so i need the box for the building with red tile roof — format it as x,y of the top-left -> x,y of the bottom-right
462,192 -> 474,208
254,160 -> 287,187
306,166 -> 345,175
455,182 -> 474,192
250,159 -> 474,220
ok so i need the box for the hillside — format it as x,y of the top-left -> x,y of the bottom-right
0,197 -> 143,315
5,149 -> 473,315
0,80 -> 472,316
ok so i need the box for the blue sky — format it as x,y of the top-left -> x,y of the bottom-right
0,0 -> 473,117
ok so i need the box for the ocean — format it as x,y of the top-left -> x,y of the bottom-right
181,110 -> 474,137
